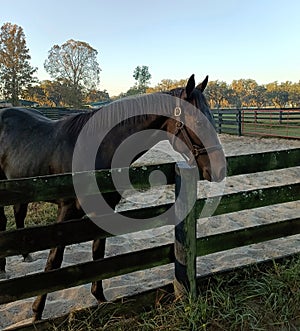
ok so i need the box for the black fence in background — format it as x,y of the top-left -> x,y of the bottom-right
35,107 -> 88,120
212,108 -> 300,139
29,106 -> 300,139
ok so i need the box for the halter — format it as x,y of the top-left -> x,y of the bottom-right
171,89 -> 222,163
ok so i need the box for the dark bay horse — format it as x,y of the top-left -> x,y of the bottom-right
0,74 -> 226,320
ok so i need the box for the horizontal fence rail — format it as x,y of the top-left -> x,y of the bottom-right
0,148 -> 298,206
34,107 -> 88,120
0,148 -> 299,311
0,182 -> 299,260
213,109 -> 241,136
212,108 -> 300,139
2,217 -> 299,305
0,203 -> 299,305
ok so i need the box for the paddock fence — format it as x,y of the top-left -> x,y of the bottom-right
20,106 -> 300,138
34,107 -> 88,120
0,148 -> 299,329
212,108 -> 300,139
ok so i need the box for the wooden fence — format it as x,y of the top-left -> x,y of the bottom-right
0,148 -> 299,328
212,108 -> 300,139
35,107 -> 88,120
24,107 -> 300,138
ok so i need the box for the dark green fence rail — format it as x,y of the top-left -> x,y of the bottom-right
0,148 -> 299,308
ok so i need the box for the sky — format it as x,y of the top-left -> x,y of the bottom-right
1,0 -> 300,96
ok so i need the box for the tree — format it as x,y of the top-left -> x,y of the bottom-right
281,81 -> 300,107
265,82 -> 289,108
250,85 -> 267,107
22,84 -> 47,106
205,80 -> 230,108
85,88 -> 110,103
44,39 -> 101,107
231,79 -> 260,107
147,78 -> 187,93
133,65 -> 151,93
41,79 -> 66,107
0,22 -> 37,105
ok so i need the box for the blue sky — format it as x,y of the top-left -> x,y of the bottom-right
1,0 -> 299,96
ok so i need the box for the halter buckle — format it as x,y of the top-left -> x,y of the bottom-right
174,106 -> 181,117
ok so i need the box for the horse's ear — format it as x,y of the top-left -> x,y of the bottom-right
185,74 -> 195,98
196,75 -> 209,92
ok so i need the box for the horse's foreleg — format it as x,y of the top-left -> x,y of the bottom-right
90,191 -> 121,303
14,203 -> 28,229
32,245 -> 65,321
0,206 -> 7,273
14,203 -> 31,262
91,238 -> 107,302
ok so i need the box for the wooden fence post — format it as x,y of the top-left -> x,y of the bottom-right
174,161 -> 197,300
279,110 -> 283,124
218,110 -> 223,133
237,109 -> 242,136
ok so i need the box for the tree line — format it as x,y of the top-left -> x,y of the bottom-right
147,78 -> 300,109
1,22 -> 299,109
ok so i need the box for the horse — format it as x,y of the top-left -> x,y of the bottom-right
0,74 -> 226,320
0,107 -> 53,264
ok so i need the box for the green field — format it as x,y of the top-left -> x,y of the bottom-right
213,110 -> 300,139
243,122 -> 300,138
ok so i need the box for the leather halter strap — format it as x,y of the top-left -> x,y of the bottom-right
171,90 -> 222,162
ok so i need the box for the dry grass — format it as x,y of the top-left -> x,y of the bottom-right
5,202 -> 57,230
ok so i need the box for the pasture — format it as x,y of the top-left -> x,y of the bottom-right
0,134 -> 299,330
213,108 -> 300,138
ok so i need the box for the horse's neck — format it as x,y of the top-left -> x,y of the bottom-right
98,114 -> 169,169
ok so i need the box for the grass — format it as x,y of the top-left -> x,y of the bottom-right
4,202 -> 57,230
213,111 -> 300,138
52,258 -> 300,331
242,122 -> 300,138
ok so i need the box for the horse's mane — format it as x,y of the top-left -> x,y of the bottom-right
60,92 -> 179,137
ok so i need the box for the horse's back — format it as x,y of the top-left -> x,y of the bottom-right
0,108 -> 61,179
0,107 -> 55,142
0,107 -> 52,127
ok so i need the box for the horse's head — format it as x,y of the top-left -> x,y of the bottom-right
166,74 -> 226,182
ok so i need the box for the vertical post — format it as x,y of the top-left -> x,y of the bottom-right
218,110 -> 222,134
174,161 -> 197,300
237,109 -> 242,136
279,110 -> 283,124
254,110 -> 258,123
